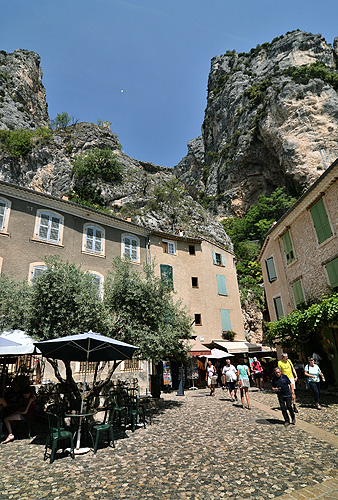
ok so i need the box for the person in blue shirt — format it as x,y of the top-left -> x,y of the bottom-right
271,367 -> 296,427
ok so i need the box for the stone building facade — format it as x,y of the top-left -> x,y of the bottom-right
0,180 -> 245,391
259,158 -> 338,384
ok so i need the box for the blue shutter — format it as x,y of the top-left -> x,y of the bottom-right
216,275 -> 227,295
160,264 -> 174,290
212,252 -> 217,265
221,254 -> 225,267
221,309 -> 231,332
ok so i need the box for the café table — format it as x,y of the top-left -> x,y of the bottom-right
65,410 -> 96,454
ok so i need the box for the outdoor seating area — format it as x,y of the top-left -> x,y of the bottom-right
1,376 -> 151,463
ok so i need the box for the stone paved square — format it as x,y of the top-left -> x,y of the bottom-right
0,388 -> 337,500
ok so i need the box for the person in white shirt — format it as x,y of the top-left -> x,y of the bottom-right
222,359 -> 238,402
304,356 -> 325,409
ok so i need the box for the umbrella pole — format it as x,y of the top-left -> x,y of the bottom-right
76,344 -> 90,450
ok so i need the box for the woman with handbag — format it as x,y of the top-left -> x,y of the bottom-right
304,356 -> 325,409
206,360 -> 217,396
237,358 -> 251,410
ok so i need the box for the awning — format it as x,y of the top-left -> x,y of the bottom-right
204,340 -> 262,354
199,349 -> 234,359
190,350 -> 211,356
0,330 -> 37,356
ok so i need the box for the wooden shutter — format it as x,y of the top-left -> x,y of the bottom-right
273,296 -> 284,320
292,280 -> 305,307
265,256 -> 277,282
221,254 -> 225,267
282,231 -> 295,264
160,264 -> 174,290
216,274 -> 227,295
325,258 -> 338,289
221,309 -> 231,331
310,198 -> 332,244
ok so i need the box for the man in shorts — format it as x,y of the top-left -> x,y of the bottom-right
278,353 -> 298,413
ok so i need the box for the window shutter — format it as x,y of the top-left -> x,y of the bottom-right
273,296 -> 284,320
282,231 -> 295,264
220,309 -> 231,332
325,258 -> 338,289
160,264 -> 174,290
86,227 -> 94,250
216,274 -> 227,295
0,201 -> 6,230
310,198 -> 332,244
221,254 -> 225,267
265,256 -> 277,282
292,280 -> 305,307
49,216 -> 60,242
38,213 -> 49,240
212,252 -> 217,265
94,228 -> 102,252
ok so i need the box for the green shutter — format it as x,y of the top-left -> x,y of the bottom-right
273,296 -> 284,320
216,274 -> 227,295
310,198 -> 332,244
282,231 -> 295,264
265,256 -> 277,282
292,280 -> 305,307
325,258 -> 338,289
160,264 -> 173,290
221,309 -> 231,331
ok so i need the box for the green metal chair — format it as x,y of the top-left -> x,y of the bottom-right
108,390 -> 128,427
44,412 -> 75,464
91,406 -> 115,454
128,395 -> 146,432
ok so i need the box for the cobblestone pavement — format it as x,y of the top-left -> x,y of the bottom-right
0,387 -> 337,500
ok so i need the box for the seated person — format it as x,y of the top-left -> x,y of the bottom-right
2,386 -> 36,444
1,379 -> 24,417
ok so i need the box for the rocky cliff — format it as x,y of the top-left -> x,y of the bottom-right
0,49 -> 49,130
0,50 -> 231,248
176,30 -> 338,216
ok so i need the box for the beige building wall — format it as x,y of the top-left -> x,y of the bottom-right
150,232 -> 245,352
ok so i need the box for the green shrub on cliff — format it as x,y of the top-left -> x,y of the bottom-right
0,127 -> 51,157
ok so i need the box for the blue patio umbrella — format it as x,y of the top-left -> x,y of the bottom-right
34,332 -> 139,452
0,336 -> 21,348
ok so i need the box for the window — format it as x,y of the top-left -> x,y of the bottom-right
121,359 -> 141,372
191,277 -> 199,288
282,230 -> 295,265
35,211 -> 62,244
194,314 -> 202,325
0,197 -> 11,233
216,274 -> 227,296
292,280 -> 305,307
122,234 -> 139,262
162,240 -> 176,255
0,200 -> 7,230
32,265 -> 47,281
90,272 -> 104,297
273,296 -> 284,320
160,264 -> 173,290
265,256 -> 277,282
310,198 -> 332,244
84,225 -> 104,254
220,309 -> 231,332
78,361 -> 97,374
189,245 -> 195,255
325,257 -> 338,290
212,252 -> 225,267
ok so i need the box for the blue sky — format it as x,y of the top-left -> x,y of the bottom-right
1,1 -> 337,167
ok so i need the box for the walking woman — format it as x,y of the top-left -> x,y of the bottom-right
237,358 -> 251,409
206,360 -> 217,396
304,356 -> 325,409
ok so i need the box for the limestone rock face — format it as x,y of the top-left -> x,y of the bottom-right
0,50 -> 49,130
175,31 -> 338,216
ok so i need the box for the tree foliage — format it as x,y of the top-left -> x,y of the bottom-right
266,293 -> 338,349
104,258 -> 192,362
71,148 -> 123,184
50,111 -> 73,129
0,128 -> 51,157
222,187 -> 297,304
